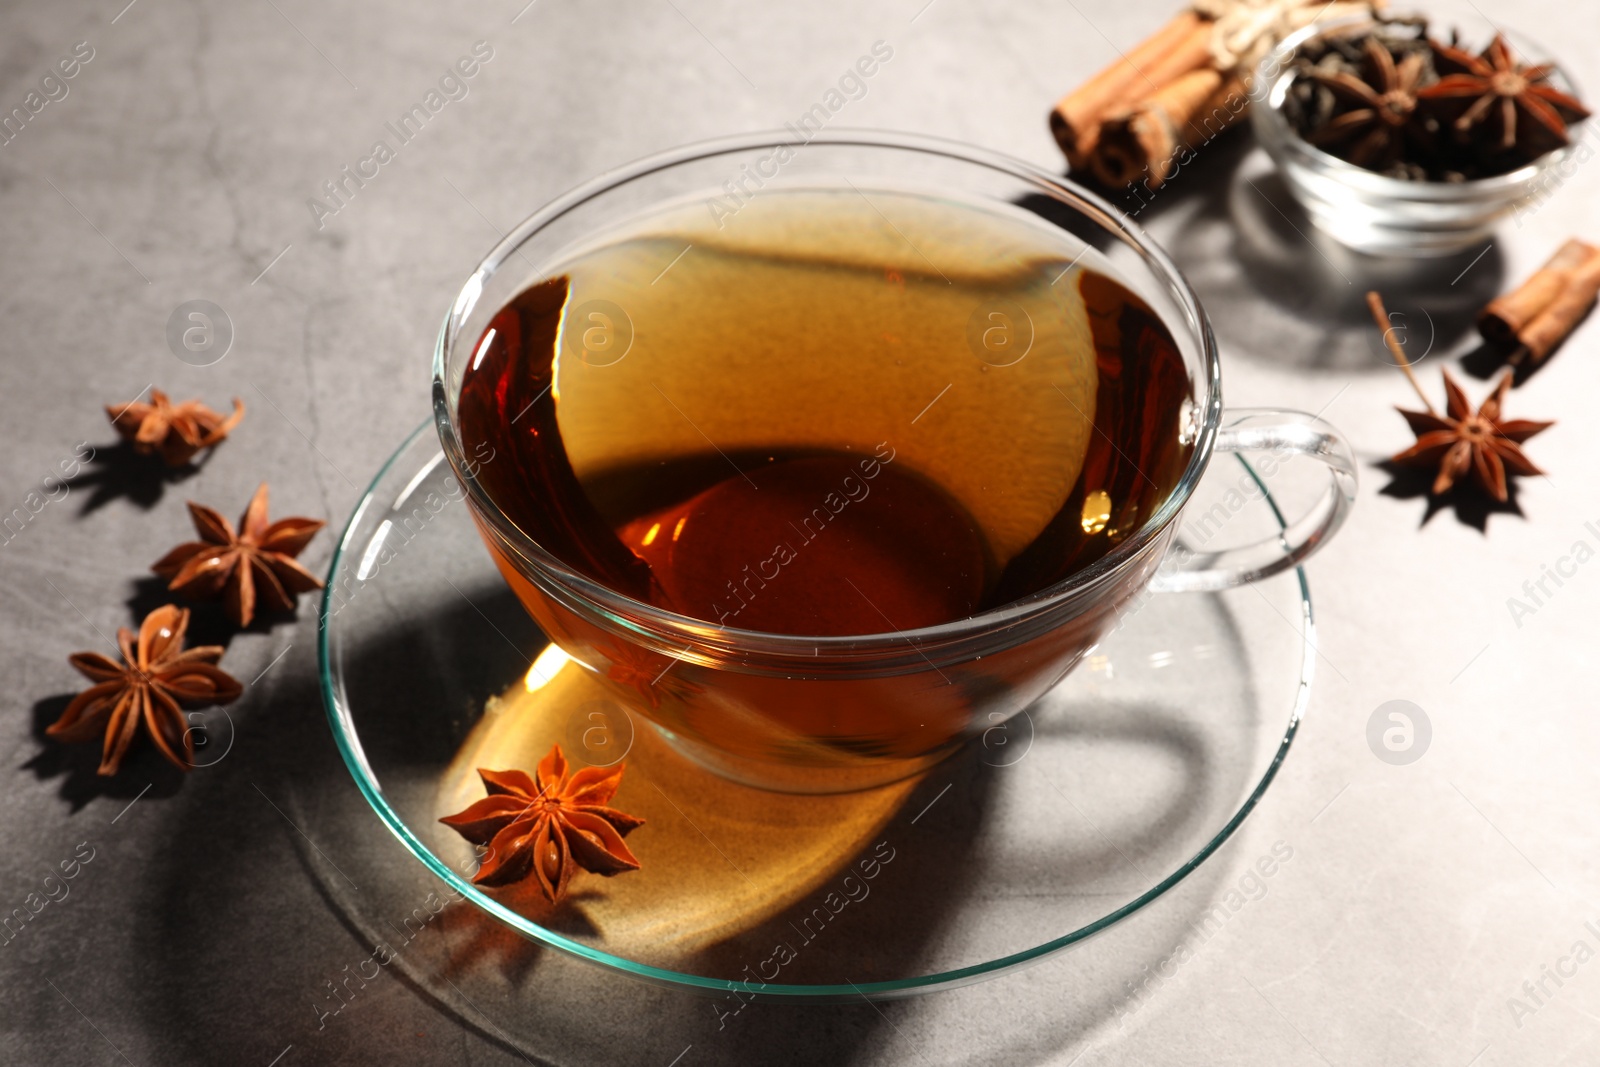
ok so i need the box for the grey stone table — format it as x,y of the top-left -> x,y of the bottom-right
3,0 -> 1598,1063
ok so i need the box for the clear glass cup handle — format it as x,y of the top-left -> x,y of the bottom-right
1150,409 -> 1357,593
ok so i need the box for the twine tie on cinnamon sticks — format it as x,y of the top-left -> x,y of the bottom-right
1196,0 -> 1382,72
1478,238 -> 1600,367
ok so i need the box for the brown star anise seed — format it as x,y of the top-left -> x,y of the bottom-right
107,389 -> 245,468
440,745 -> 644,903
48,604 -> 242,776
1419,34 -> 1590,154
1391,370 -> 1553,502
1306,37 -> 1431,168
153,483 -> 325,627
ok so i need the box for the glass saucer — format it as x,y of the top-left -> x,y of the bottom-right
315,421 -> 1314,1010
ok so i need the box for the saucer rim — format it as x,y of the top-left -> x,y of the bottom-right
318,419 -> 1315,999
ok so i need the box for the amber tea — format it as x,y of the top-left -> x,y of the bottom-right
451,187 -> 1196,788
458,190 -> 1194,639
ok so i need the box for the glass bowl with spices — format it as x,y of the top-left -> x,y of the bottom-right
1251,15 -> 1589,257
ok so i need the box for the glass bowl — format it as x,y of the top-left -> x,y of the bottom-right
1251,16 -> 1587,257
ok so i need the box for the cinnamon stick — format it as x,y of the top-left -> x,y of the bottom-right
1514,248 -> 1600,366
1049,11 -> 1215,171
1092,69 -> 1246,188
1478,238 -> 1598,347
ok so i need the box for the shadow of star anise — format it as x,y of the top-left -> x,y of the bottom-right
1376,457 -> 1524,532
440,745 -> 643,903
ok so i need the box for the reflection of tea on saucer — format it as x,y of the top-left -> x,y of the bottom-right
457,189 -> 1195,636
436,653 -> 917,957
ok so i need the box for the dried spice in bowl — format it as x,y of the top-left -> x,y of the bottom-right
1281,19 -> 1589,181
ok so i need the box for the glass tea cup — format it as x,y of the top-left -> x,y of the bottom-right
432,131 -> 1356,793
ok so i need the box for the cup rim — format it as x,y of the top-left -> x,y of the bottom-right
431,129 -> 1222,657
1252,14 -> 1585,198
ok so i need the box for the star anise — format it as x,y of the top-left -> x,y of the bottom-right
1369,292 -> 1552,502
1306,37 -> 1431,168
47,604 -> 242,776
1419,34 -> 1590,154
440,745 -> 644,903
107,389 -> 244,468
153,483 -> 325,627
1390,370 -> 1552,501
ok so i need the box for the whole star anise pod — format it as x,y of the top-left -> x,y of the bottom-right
440,745 -> 644,903
153,483 -> 325,627
1306,37 -> 1431,168
107,389 -> 245,468
48,604 -> 242,776
1391,370 -> 1552,501
1419,34 -> 1590,154
1369,291 -> 1553,503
